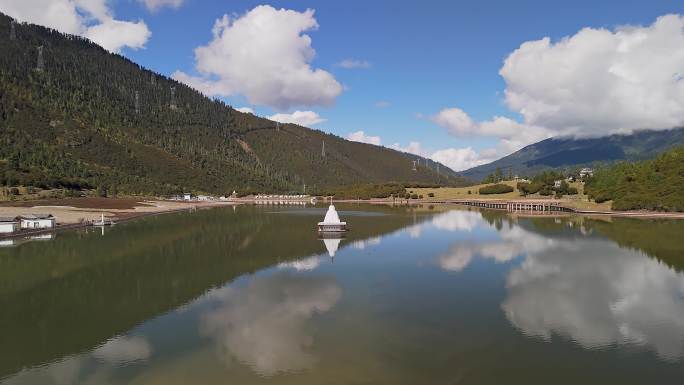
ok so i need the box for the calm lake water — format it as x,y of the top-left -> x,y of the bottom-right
2,204 -> 684,384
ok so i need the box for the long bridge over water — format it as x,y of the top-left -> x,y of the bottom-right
431,199 -> 575,213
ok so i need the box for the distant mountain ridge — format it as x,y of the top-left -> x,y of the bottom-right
460,128 -> 684,181
0,13 -> 462,195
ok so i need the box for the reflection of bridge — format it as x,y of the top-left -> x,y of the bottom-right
450,199 -> 575,213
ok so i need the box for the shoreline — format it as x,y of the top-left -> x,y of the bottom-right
332,197 -> 684,219
0,199 -> 243,241
1,196 -> 683,242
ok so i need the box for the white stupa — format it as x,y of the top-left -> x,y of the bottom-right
317,203 -> 347,233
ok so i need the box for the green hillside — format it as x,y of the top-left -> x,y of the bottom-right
0,13 -> 463,196
460,128 -> 684,182
584,146 -> 684,212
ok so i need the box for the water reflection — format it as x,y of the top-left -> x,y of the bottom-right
322,238 -> 342,257
0,232 -> 56,248
432,209 -> 684,361
351,236 -> 381,250
431,209 -> 481,232
438,225 -> 555,272
278,256 -> 321,271
502,235 -> 684,361
199,272 -> 342,376
3,205 -> 684,384
92,336 -> 152,365
3,334 -> 153,385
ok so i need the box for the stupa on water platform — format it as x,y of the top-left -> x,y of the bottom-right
317,202 -> 347,233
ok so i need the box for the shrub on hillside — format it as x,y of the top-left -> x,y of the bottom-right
321,183 -> 405,200
479,183 -> 514,195
517,181 -> 542,196
584,147 -> 684,211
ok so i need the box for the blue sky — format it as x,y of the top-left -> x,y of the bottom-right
2,0 -> 684,170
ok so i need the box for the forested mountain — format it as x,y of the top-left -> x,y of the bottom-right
0,13 -> 462,196
460,128 -> 684,182
584,146 -> 684,212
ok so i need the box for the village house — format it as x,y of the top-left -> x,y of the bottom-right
579,167 -> 594,179
0,217 -> 20,234
20,214 -> 56,229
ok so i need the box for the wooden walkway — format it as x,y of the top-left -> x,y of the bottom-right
430,199 -> 575,213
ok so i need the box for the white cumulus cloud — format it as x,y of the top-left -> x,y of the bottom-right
347,130 -> 381,145
0,0 -> 151,53
431,147 -> 497,172
431,107 -> 551,156
236,107 -> 254,114
138,0 -> 183,12
429,14 -> 684,167
501,14 -> 684,137
269,110 -> 326,126
172,5 -> 343,110
390,141 -> 426,157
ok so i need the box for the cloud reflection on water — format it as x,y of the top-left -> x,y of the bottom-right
502,235 -> 684,361
93,335 -> 152,364
431,209 -> 482,233
438,222 -> 554,272
199,272 -> 342,376
433,209 -> 684,361
277,256 -> 321,271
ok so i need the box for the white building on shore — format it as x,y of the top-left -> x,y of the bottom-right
20,214 -> 56,229
0,217 -> 20,234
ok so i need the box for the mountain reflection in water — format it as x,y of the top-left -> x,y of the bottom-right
2,205 -> 684,385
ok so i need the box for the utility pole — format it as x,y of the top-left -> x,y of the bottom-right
10,20 -> 16,40
135,91 -> 140,114
36,45 -> 44,71
170,86 -> 177,110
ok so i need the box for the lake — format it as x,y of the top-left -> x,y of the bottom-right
1,204 -> 684,384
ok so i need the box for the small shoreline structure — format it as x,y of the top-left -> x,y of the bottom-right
317,200 -> 347,233
93,213 -> 115,227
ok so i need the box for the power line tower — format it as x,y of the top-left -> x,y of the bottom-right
10,20 -> 16,40
36,45 -> 44,71
135,91 -> 140,114
150,73 -> 156,86
321,140 -> 326,158
169,86 -> 177,110
412,160 -> 417,171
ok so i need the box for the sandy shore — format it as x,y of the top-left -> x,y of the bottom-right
0,198 -> 241,225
